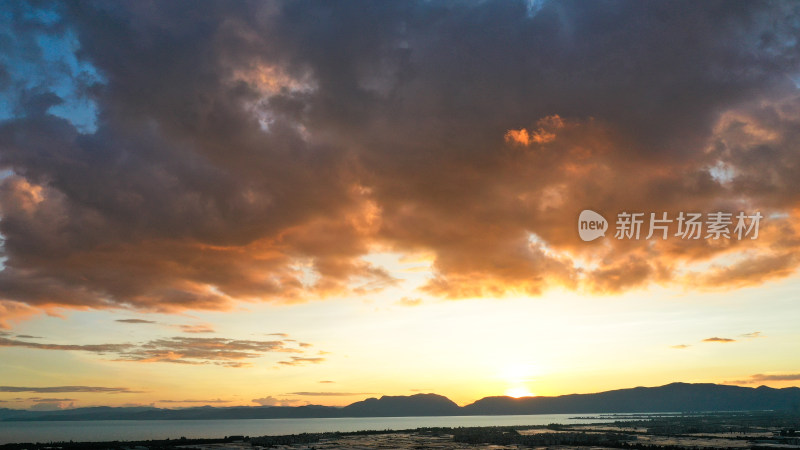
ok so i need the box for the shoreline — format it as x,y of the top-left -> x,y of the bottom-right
1,411 -> 798,449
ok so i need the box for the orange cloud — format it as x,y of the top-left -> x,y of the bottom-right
179,324 -> 216,334
703,337 -> 736,343
277,356 -> 326,366
2,2 -> 800,318
505,128 -> 531,146
689,253 -> 799,290
504,115 -> 564,146
0,301 -> 41,329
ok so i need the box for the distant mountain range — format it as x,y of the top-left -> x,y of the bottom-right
462,383 -> 800,415
1,383 -> 798,421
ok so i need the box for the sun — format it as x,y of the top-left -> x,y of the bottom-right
500,363 -> 539,398
505,386 -> 535,398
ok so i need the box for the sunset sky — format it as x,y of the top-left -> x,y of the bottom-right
1,0 -> 800,411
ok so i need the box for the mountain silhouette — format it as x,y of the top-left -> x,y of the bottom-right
462,382 -> 800,414
2,383 -> 798,421
341,393 -> 461,417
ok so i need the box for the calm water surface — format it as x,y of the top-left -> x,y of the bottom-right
0,414 -> 620,444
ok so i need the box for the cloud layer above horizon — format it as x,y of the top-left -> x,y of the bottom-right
2,0 -> 800,320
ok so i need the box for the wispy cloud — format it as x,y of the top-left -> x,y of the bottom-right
741,331 -> 765,338
158,399 -> 230,404
725,373 -> 800,385
0,386 -> 139,394
0,336 -> 130,354
119,337 -> 304,367
277,356 -> 326,366
748,373 -> 800,382
286,392 -> 377,396
676,332 -> 763,348
252,396 -> 303,407
396,297 -> 422,307
0,335 -> 317,368
117,319 -> 217,334
178,324 -> 216,334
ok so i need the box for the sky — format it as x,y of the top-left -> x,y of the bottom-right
1,0 -> 800,411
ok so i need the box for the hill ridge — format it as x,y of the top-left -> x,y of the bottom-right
2,382 -> 798,421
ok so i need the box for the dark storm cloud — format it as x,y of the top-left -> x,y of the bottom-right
1,0 -> 800,315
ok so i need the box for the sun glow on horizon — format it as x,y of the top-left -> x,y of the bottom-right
505,386 -> 536,398
500,362 -> 540,398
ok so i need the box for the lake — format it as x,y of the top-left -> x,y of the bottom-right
0,414 -> 619,444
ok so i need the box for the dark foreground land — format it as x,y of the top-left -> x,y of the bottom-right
2,411 -> 799,450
